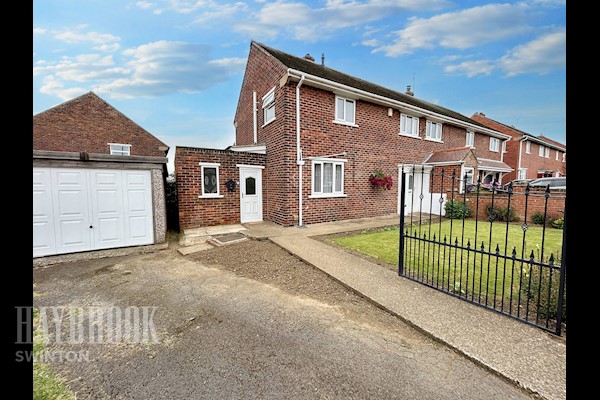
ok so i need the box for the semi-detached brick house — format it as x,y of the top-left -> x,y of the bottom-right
176,41 -> 514,229
471,112 -> 566,182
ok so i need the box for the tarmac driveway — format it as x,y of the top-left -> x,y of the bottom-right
33,242 -> 534,399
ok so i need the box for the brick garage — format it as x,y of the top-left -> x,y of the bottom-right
175,147 -> 266,229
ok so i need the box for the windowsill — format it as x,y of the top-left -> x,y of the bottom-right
467,146 -> 475,149
332,120 -> 359,128
399,132 -> 420,139
424,137 -> 443,143
261,117 -> 276,128
490,150 -> 499,153
199,194 -> 224,199
309,193 -> 347,199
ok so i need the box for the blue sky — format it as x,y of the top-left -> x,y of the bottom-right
33,0 -> 566,172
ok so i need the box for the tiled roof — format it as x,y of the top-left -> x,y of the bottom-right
256,42 -> 496,131
423,147 -> 472,164
477,158 -> 513,172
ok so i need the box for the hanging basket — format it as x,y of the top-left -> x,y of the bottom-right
369,170 -> 393,190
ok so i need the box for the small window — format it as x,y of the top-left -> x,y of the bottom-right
400,113 -> 419,137
262,87 -> 275,125
245,177 -> 256,195
425,120 -> 442,141
199,162 -> 223,198
461,167 -> 474,193
525,141 -> 531,154
555,150 -> 559,160
538,145 -> 545,157
489,137 -> 500,152
502,140 -> 507,153
544,147 -> 550,158
109,143 -> 131,156
562,153 -> 566,163
311,159 -> 346,197
518,168 -> 527,180
466,131 -> 475,147
334,96 -> 355,125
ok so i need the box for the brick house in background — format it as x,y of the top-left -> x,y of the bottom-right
471,112 -> 566,182
33,92 -> 169,257
176,41 -> 512,229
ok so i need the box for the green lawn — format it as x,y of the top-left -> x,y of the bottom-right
330,220 -> 565,321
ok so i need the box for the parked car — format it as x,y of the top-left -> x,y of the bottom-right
528,177 -> 566,189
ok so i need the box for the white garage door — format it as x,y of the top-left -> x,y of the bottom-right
33,167 -> 154,257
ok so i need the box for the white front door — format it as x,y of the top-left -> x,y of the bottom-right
239,166 -> 263,223
399,166 -> 432,216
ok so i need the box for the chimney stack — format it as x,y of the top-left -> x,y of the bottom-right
321,53 -> 325,66
304,53 -> 315,62
405,85 -> 414,96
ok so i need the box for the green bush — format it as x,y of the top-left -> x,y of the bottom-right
486,204 -> 519,222
444,200 -> 471,219
551,217 -> 564,229
531,211 -> 545,225
521,265 -> 566,323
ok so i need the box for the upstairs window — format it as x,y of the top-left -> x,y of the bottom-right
502,140 -> 507,153
489,137 -> 500,152
562,153 -> 566,163
466,131 -> 475,147
425,120 -> 442,141
400,113 -> 419,137
525,141 -> 531,154
109,143 -> 131,156
538,145 -> 544,157
262,87 -> 275,125
555,150 -> 560,161
539,145 -> 550,158
335,96 -> 356,125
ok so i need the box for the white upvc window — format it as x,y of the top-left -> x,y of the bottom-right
525,141 -> 531,154
544,147 -> 550,158
461,167 -> 474,193
517,168 -> 527,180
502,140 -> 507,153
425,120 -> 442,141
466,131 -> 475,147
400,113 -> 419,137
562,153 -> 566,163
109,143 -> 131,156
489,137 -> 500,152
334,96 -> 356,125
311,158 -> 347,198
555,150 -> 560,160
199,162 -> 223,198
262,87 -> 276,125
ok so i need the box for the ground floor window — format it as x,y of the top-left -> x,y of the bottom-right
199,162 -> 223,198
311,159 -> 346,198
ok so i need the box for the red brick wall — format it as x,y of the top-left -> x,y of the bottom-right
520,142 -> 566,179
175,147 -> 266,229
33,92 -> 168,157
503,138 -> 521,182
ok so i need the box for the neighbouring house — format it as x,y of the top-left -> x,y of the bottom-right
176,41 -> 512,229
471,112 -> 566,182
33,92 -> 169,258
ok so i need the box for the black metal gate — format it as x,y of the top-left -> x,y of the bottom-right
398,166 -> 566,335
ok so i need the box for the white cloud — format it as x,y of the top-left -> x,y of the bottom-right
136,1 -> 155,9
235,0 -> 448,41
362,38 -> 380,47
193,2 -> 248,24
500,30 -> 566,76
34,41 -> 246,100
444,60 -> 495,77
33,27 -> 46,34
373,3 -> 531,56
52,26 -> 121,52
530,0 -> 565,5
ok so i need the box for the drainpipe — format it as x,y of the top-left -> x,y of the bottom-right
518,139 -> 523,178
296,75 -> 306,227
252,91 -> 258,144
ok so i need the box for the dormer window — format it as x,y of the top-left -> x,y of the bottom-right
109,143 -> 131,156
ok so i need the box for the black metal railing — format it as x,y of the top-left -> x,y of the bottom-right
398,166 -> 566,335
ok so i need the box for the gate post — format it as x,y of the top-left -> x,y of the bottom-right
398,166 -> 406,276
555,198 -> 567,335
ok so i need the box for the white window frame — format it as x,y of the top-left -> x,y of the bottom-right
262,87 -> 276,126
466,131 -> 475,147
461,167 -> 474,194
502,140 -> 507,153
555,150 -> 559,160
400,113 -> 419,138
334,96 -> 357,126
109,143 -> 131,156
517,168 -> 527,180
199,162 -> 224,198
425,120 -> 442,142
544,147 -> 550,158
562,153 -> 566,163
525,141 -> 531,154
310,158 -> 347,198
538,145 -> 545,157
489,137 -> 500,152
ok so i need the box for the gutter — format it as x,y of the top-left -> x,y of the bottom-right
286,68 -> 511,140
296,74 -> 306,227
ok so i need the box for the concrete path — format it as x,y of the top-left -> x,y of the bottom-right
244,215 -> 566,400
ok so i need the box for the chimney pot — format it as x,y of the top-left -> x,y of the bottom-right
405,85 -> 414,96
304,53 -> 315,62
